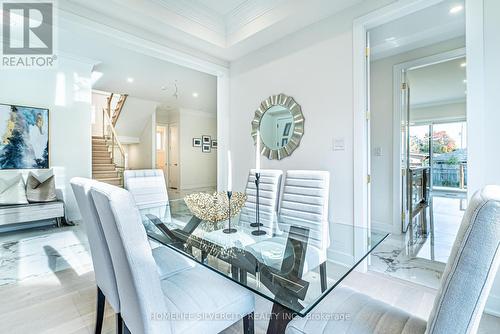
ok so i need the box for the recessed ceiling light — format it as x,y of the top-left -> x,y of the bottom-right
449,4 -> 464,14
192,92 -> 199,98
463,79 -> 467,83
460,62 -> 466,67
127,77 -> 134,83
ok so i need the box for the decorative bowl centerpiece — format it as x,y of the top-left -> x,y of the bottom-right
184,191 -> 247,223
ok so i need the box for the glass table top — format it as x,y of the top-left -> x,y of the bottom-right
139,199 -> 388,317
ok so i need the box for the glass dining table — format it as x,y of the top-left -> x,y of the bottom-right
139,198 -> 388,334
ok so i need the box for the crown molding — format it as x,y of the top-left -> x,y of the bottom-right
55,5 -> 229,75
153,0 -> 288,46
56,0 -> 368,61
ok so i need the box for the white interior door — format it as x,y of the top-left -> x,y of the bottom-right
168,123 -> 180,189
401,70 -> 411,233
156,125 -> 168,184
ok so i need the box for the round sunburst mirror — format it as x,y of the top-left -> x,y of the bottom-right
251,93 -> 304,160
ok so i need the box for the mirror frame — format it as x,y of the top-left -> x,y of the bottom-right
251,93 -> 305,160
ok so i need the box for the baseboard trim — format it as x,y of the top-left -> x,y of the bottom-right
485,293 -> 500,317
327,248 -> 354,267
371,219 -> 392,233
180,183 -> 216,190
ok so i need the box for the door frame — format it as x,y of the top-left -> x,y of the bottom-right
393,48 -> 466,233
156,122 -> 169,186
352,0 -> 451,260
168,122 -> 180,189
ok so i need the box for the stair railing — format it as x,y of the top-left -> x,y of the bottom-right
102,107 -> 127,183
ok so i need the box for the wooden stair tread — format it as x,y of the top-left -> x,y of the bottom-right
93,177 -> 121,181
92,92 -> 126,187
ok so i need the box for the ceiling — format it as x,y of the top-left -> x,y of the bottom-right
408,57 -> 467,107
369,0 -> 465,60
56,17 -> 217,112
92,49 -> 217,113
51,1 -> 468,113
59,0 -> 364,61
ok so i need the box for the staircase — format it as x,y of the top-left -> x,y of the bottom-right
92,92 -> 128,187
92,136 -> 122,186
111,94 -> 128,126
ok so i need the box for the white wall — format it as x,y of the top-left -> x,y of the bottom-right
91,91 -> 107,136
115,96 -> 160,139
127,113 -> 155,170
179,109 -> 217,189
370,38 -> 465,233
0,58 -> 93,221
98,95 -> 161,170
467,0 -> 500,317
229,0 -> 395,261
90,91 -> 121,137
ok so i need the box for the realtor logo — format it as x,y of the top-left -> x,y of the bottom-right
2,2 -> 55,67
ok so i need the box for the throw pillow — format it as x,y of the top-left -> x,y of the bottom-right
26,170 -> 57,203
0,174 -> 29,205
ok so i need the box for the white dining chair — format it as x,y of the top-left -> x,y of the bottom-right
286,185 -> 500,334
71,178 -> 194,334
239,169 -> 283,234
124,169 -> 171,222
90,181 -> 255,334
247,170 -> 330,291
71,178 -> 121,334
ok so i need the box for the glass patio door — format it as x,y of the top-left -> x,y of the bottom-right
431,122 -> 467,191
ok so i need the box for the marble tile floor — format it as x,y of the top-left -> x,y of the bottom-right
369,195 -> 466,289
1,224 -> 499,333
0,223 -> 93,287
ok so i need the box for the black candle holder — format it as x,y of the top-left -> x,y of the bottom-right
223,191 -> 237,234
252,172 -> 266,236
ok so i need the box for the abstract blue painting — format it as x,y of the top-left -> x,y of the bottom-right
0,104 -> 49,169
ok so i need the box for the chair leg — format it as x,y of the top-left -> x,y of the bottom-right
243,312 -> 255,334
95,287 -> 105,334
116,313 -> 123,334
201,250 -> 208,264
320,261 -> 327,292
123,321 -> 132,334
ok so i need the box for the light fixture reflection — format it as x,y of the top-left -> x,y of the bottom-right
449,5 -> 464,14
